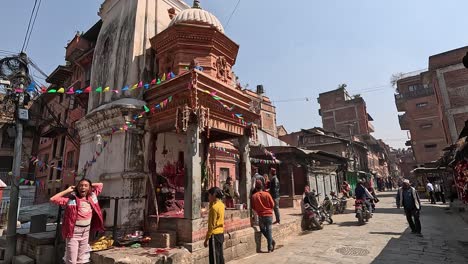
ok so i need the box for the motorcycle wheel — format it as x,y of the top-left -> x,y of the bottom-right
313,216 -> 323,230
357,211 -> 364,224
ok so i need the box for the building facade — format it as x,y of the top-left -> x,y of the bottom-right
395,46 -> 468,165
395,72 -> 447,165
318,87 -> 375,137
34,23 -> 99,202
430,46 -> 468,145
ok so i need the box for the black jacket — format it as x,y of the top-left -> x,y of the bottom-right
269,176 -> 280,198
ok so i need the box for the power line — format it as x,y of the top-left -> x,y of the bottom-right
225,0 -> 241,30
21,0 -> 38,52
24,0 -> 42,51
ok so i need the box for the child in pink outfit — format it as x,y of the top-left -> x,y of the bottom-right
50,179 -> 104,264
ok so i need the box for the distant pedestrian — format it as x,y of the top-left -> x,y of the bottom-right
223,177 -> 238,209
50,179 -> 104,264
269,168 -> 281,224
434,181 -> 446,204
251,167 -> 265,195
251,180 -> 276,253
204,187 -> 225,264
341,181 -> 351,198
426,182 -> 436,204
396,179 -> 422,235
263,174 -> 270,191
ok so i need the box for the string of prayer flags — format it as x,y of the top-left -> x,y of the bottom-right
26,82 -> 36,92
250,158 -> 281,164
66,87 -> 75,94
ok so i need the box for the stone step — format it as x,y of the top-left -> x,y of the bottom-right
149,230 -> 177,248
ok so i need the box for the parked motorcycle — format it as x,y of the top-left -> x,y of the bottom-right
322,195 -> 335,216
355,198 -> 371,224
330,191 -> 347,214
318,204 -> 333,224
338,196 -> 348,214
302,203 -> 323,230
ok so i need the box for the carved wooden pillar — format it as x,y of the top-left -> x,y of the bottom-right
238,135 -> 251,207
289,164 -> 295,198
184,121 -> 202,220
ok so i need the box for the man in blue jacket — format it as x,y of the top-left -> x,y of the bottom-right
396,179 -> 422,235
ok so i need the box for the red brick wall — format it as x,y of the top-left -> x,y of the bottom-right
429,46 -> 468,70
319,89 -> 371,136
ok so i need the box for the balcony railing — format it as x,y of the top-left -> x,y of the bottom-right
394,87 -> 434,101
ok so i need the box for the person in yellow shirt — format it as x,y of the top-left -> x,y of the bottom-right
204,187 -> 225,264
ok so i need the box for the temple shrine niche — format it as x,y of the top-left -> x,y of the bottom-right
144,0 -> 259,247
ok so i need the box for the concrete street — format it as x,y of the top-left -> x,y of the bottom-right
229,191 -> 468,264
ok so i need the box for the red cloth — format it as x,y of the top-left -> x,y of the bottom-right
251,191 -> 274,217
51,184 -> 104,239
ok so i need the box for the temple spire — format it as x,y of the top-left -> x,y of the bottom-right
193,0 -> 201,9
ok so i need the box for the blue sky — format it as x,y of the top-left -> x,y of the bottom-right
2,0 -> 468,149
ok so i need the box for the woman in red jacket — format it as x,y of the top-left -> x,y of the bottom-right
50,179 -> 104,264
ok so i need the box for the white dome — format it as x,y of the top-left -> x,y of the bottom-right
169,7 -> 224,33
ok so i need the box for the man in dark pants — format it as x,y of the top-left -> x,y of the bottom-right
252,180 -> 276,253
426,181 -> 436,204
269,168 -> 281,224
397,179 -> 422,236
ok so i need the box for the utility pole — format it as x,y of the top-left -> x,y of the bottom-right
5,52 -> 28,263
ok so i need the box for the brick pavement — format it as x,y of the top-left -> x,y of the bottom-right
228,191 -> 468,264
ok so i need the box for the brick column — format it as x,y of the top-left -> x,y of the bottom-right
238,135 -> 251,208
184,122 -> 202,220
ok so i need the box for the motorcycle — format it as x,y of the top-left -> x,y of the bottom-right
322,195 -> 335,216
355,198 -> 371,224
318,203 -> 334,225
330,191 -> 347,214
302,203 -> 323,230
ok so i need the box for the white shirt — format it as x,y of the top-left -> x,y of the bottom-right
426,183 -> 434,192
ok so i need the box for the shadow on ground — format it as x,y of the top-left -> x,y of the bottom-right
369,231 -> 403,236
337,221 -> 362,227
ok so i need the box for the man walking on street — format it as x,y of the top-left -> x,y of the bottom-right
434,181 -> 446,204
426,181 -> 436,204
269,168 -> 281,224
251,167 -> 265,194
252,180 -> 276,253
397,179 -> 422,236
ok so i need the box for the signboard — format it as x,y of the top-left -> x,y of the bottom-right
18,108 -> 29,121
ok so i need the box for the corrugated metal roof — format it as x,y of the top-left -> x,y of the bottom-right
254,129 -> 289,147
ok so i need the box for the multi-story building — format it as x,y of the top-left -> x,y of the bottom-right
34,21 -> 99,202
318,87 -> 375,138
395,46 -> 468,165
395,71 -> 447,165
429,46 -> 468,144
394,148 -> 417,179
